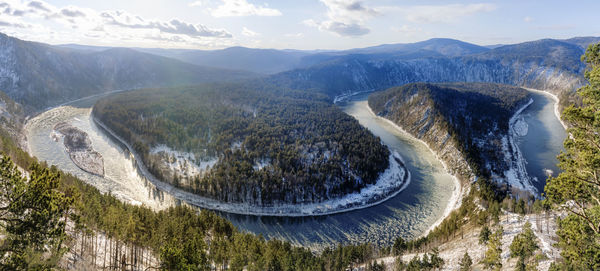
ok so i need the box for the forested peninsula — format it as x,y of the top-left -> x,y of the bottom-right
93,83 -> 391,206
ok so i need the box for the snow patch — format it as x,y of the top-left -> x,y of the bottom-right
513,117 -> 529,137
151,144 -> 217,176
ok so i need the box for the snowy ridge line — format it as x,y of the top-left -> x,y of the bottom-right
505,98 -> 537,192
365,104 -> 464,236
524,88 -> 568,130
93,116 -> 412,217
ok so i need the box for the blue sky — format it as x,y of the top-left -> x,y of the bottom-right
0,0 -> 597,50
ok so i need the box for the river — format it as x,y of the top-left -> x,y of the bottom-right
24,90 -> 563,250
513,91 -> 566,192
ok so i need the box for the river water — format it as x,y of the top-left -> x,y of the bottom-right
513,91 -> 566,192
24,90 -> 563,250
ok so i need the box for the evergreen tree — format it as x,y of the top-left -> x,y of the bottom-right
429,248 -> 444,270
392,237 -> 407,256
459,251 -> 472,271
0,156 -> 73,270
509,221 -> 539,271
479,225 -> 491,245
481,227 -> 503,271
544,43 -> 600,270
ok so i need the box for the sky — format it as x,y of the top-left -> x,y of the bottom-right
0,0 -> 598,50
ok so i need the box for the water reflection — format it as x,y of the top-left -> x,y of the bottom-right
514,91 -> 567,192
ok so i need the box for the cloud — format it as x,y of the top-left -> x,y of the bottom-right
209,0 -> 281,17
101,10 -> 232,38
524,16 -> 533,23
27,0 -> 51,12
241,27 -> 258,37
395,3 -> 496,24
188,0 -> 208,7
0,0 -> 234,48
60,7 -> 86,18
305,20 -> 369,36
0,20 -> 29,28
305,0 -> 377,37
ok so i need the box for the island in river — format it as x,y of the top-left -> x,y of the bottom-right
54,122 -> 104,176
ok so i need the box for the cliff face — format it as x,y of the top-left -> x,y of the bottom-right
369,83 -> 532,188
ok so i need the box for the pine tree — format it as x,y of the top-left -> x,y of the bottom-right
481,227 -> 503,271
459,251 -> 473,271
479,225 -> 491,245
0,156 -> 73,270
509,221 -> 539,271
544,43 -> 600,269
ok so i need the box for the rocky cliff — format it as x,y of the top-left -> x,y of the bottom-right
369,83 -> 532,190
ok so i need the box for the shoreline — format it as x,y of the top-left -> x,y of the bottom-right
365,103 -> 464,236
524,88 -> 568,130
505,98 -> 537,192
92,115 -> 413,217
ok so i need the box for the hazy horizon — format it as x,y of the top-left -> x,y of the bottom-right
0,0 -> 598,51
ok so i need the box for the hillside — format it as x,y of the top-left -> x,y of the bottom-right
92,83 -> 392,207
269,39 -> 585,101
369,83 -> 532,191
0,33 -> 256,111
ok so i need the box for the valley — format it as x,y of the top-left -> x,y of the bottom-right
23,83 -> 566,255
0,27 -> 592,270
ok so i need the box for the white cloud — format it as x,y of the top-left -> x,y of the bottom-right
209,0 -> 281,17
241,26 -> 258,37
305,0 -> 377,37
394,3 -> 496,24
0,0 -> 234,48
524,16 -> 533,23
101,10 -> 231,38
188,0 -> 208,7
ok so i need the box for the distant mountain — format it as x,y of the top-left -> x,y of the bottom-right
141,46 -> 314,75
345,38 -> 490,56
62,39 -> 489,75
0,33 -> 255,111
561,36 -> 600,50
269,38 -> 586,100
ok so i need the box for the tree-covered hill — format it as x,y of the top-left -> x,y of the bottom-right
93,83 -> 390,206
0,33 -> 256,111
369,82 -> 531,189
268,39 -> 586,101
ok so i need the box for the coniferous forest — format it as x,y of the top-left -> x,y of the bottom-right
93,82 -> 390,205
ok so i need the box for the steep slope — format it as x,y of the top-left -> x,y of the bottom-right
0,33 -> 255,111
369,83 -> 532,191
270,39 -> 585,100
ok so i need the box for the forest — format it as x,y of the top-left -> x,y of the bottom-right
93,82 -> 390,205
368,82 -> 531,181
